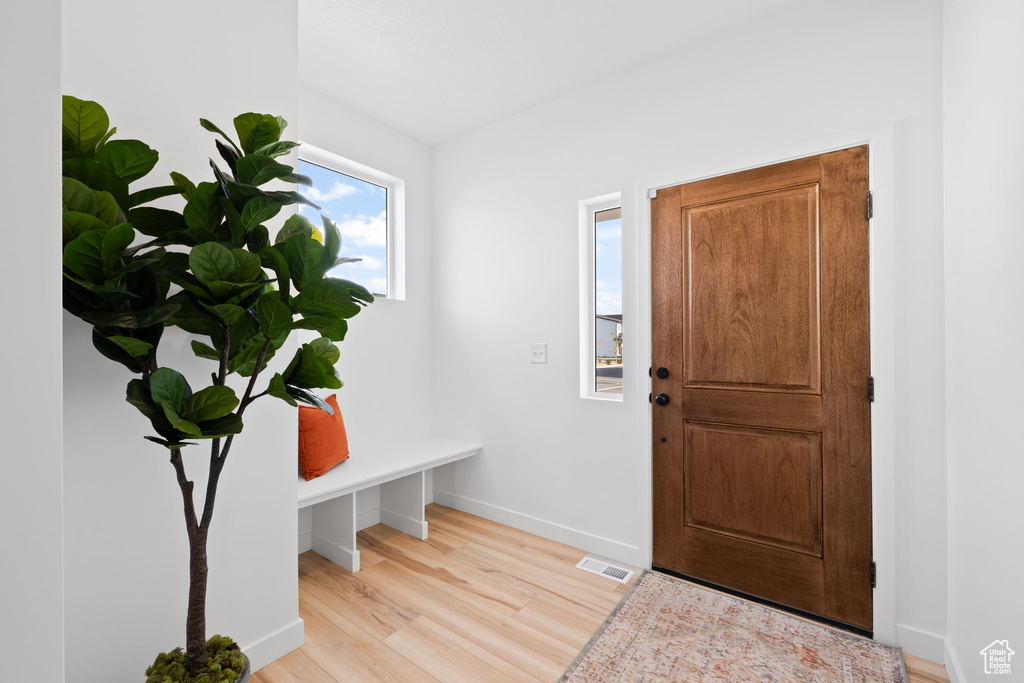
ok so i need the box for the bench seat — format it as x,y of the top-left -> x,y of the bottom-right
297,436 -> 481,572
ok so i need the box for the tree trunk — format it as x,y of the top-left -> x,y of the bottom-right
186,527 -> 209,673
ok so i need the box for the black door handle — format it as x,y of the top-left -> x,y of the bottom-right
654,393 -> 670,406
656,367 -> 669,379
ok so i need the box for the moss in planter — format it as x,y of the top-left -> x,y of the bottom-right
145,635 -> 247,683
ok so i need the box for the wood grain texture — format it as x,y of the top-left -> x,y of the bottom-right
684,421 -> 823,555
685,184 -> 821,392
652,147 -> 873,630
253,506 -> 945,683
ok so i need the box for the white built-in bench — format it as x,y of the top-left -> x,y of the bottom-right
297,436 -> 481,572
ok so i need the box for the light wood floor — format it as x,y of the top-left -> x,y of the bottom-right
253,504 -> 948,683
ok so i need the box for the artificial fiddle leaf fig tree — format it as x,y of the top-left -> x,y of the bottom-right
61,96 -> 372,681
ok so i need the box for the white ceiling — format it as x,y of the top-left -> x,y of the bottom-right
299,0 -> 804,146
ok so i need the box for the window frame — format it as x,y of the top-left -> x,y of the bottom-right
297,142 -> 406,300
579,192 -> 623,401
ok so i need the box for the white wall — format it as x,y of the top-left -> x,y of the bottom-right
432,0 -> 947,656
944,1 -> 1024,681
61,1 -> 301,679
0,0 -> 64,680
295,85 -> 437,549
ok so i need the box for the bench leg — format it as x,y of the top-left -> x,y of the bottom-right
310,492 -> 360,572
380,470 -> 428,540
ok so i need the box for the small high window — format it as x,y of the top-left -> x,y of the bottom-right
580,194 -> 623,400
298,144 -> 405,299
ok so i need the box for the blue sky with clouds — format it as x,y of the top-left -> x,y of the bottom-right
298,159 -> 388,296
595,215 -> 622,315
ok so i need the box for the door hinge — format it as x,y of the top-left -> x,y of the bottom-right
868,376 -> 875,402
870,560 -> 877,588
867,191 -> 874,219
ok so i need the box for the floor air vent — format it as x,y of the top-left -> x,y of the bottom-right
575,556 -> 634,584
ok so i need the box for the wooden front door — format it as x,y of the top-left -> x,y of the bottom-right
651,147 -> 872,631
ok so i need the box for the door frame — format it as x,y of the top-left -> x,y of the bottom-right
630,123 -> 896,644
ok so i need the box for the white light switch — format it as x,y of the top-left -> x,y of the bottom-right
529,343 -> 547,364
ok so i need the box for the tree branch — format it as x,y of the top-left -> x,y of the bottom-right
170,450 -> 199,536
214,324 -> 230,386
198,337 -> 273,529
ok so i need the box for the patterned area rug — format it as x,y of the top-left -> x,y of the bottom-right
561,571 -> 907,682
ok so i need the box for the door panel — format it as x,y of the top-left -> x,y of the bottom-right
684,422 -> 823,556
652,147 -> 872,631
685,184 -> 821,393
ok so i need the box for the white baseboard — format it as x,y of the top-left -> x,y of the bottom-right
432,489 -> 642,566
357,508 -> 380,531
896,623 -> 947,663
426,487 -> 433,504
297,531 -> 311,553
380,508 -> 428,540
311,532 -> 359,572
242,617 -> 304,672
944,638 -> 964,683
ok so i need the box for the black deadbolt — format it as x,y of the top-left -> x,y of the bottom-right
656,367 -> 670,379
654,393 -> 670,406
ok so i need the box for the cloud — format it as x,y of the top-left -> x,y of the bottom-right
367,277 -> 387,293
337,211 -> 387,248
305,180 -> 358,203
347,254 -> 384,269
597,290 -> 622,315
596,280 -> 607,290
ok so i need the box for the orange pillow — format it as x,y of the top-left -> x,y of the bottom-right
298,394 -> 350,481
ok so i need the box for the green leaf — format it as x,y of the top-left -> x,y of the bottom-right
100,223 -> 135,278
266,373 -> 298,406
144,436 -> 196,450
185,385 -> 239,423
95,191 -> 119,225
127,207 -> 187,238
63,272 -> 139,303
63,157 -> 130,212
309,336 -> 340,365
95,139 -> 158,183
235,154 -> 294,186
189,242 -> 236,285
293,315 -> 348,342
321,216 -> 342,268
162,403 -> 203,437
233,113 -> 282,155
275,214 -> 313,244
190,340 -> 219,360
254,140 -> 299,158
206,280 -> 265,300
170,172 -> 197,200
199,118 -> 242,155
197,413 -> 244,438
231,249 -> 263,283
219,196 -> 244,244
62,177 -> 98,215
62,96 -> 109,155
284,235 -> 324,290
106,335 -> 153,357
240,196 -> 281,234
183,182 -> 223,237
150,367 -> 190,412
258,246 -> 291,301
93,329 -> 149,373
286,386 -> 333,414
256,292 -> 292,339
128,185 -> 181,208
63,230 -> 105,282
79,303 -> 180,329
127,377 -> 168,425
292,278 -> 363,319
265,190 -> 320,209
199,302 -> 246,325
62,211 -> 108,244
